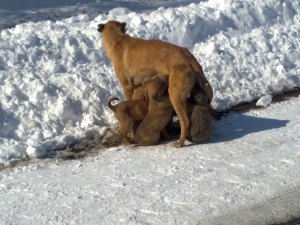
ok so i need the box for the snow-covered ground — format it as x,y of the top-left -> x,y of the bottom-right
1,96 -> 300,224
0,0 -> 300,223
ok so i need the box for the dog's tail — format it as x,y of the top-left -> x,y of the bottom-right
194,67 -> 213,104
107,97 -> 119,112
204,82 -> 213,104
189,52 -> 214,103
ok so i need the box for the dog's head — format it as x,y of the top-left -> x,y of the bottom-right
145,76 -> 169,100
97,21 -> 127,34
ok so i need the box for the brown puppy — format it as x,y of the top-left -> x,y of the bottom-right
132,75 -> 168,101
187,89 -> 213,142
187,104 -> 213,142
135,95 -> 174,146
98,21 -> 213,147
107,97 -> 148,145
188,88 -> 216,115
131,75 -> 169,137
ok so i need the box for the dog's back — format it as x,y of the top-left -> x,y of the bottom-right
148,95 -> 173,112
107,96 -> 148,120
107,96 -> 149,144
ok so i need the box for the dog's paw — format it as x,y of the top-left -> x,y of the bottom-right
171,141 -> 183,148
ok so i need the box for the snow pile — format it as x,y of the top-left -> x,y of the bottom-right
0,0 -> 187,30
0,0 -> 300,165
0,19 -> 122,163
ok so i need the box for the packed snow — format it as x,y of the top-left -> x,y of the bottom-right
0,0 -> 300,223
1,95 -> 300,224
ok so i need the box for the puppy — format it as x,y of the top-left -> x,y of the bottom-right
98,21 -> 213,147
187,89 -> 213,142
135,95 -> 174,146
132,75 -> 168,101
130,75 -> 169,138
188,87 -> 216,115
107,97 -> 148,145
187,104 -> 213,142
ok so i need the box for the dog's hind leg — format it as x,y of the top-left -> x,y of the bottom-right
168,66 -> 195,148
118,120 -> 132,145
130,121 -> 140,139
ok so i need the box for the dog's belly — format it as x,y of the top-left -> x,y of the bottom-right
130,70 -> 167,87
131,74 -> 153,87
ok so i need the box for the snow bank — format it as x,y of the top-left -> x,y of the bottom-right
0,0 -> 188,30
0,19 -> 123,165
0,0 -> 300,165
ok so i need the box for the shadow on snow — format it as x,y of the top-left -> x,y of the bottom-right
210,113 -> 289,143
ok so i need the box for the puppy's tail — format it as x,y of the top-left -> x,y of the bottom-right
107,97 -> 119,112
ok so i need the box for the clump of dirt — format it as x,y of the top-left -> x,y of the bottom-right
0,129 -> 123,172
55,129 -> 123,160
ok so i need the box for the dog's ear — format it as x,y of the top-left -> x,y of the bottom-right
120,22 -> 126,33
98,24 -> 105,33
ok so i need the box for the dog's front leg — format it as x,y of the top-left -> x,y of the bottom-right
114,68 -> 134,100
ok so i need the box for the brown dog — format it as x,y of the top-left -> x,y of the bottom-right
188,88 -> 216,115
132,75 -> 168,101
98,21 -> 213,147
135,95 -> 174,146
131,75 -> 169,137
107,97 -> 148,144
187,104 -> 213,142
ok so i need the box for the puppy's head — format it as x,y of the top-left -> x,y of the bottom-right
97,21 -> 127,34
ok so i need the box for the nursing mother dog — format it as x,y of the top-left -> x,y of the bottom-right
97,21 -> 213,148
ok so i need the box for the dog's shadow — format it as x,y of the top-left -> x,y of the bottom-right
209,113 -> 289,143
